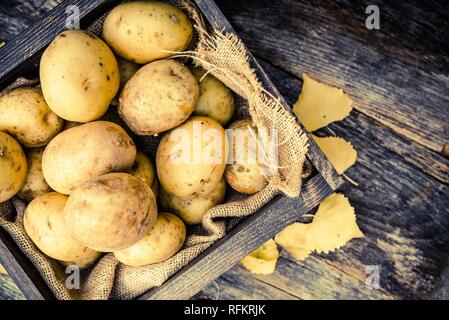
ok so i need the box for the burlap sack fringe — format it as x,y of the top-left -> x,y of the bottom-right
0,0 -> 308,300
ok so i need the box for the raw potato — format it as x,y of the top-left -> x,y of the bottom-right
103,1 -> 193,64
192,68 -> 235,126
127,152 -> 159,198
159,178 -> 226,225
24,192 -> 100,268
0,132 -> 27,203
42,121 -> 136,194
0,88 -> 63,147
114,212 -> 186,266
17,148 -> 52,202
225,119 -> 267,194
40,30 -> 119,122
118,57 -> 140,88
156,116 -> 228,198
64,173 -> 157,252
119,59 -> 199,135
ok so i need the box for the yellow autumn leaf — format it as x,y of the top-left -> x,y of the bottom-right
293,73 -> 353,131
274,223 -> 312,261
0,264 -> 6,274
312,135 -> 357,174
307,193 -> 364,254
241,239 -> 279,275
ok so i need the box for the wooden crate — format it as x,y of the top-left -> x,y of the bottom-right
0,0 -> 342,300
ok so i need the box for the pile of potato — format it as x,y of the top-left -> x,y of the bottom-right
0,1 -> 267,269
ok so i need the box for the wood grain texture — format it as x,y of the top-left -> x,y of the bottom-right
215,0 -> 449,154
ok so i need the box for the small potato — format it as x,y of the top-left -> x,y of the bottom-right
0,88 -> 63,147
42,121 -> 136,194
225,119 -> 267,194
17,148 -> 52,202
40,30 -> 119,122
114,212 -> 186,266
192,68 -> 235,126
159,178 -> 226,225
156,116 -> 228,198
0,132 -> 27,203
127,152 -> 159,198
118,57 -> 140,89
24,192 -> 100,268
64,173 -> 157,252
103,1 -> 193,64
119,59 -> 199,135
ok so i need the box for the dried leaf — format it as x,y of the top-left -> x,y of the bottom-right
312,135 -> 357,174
274,223 -> 312,261
293,73 -> 353,131
241,239 -> 279,275
0,264 -> 6,275
307,193 -> 364,254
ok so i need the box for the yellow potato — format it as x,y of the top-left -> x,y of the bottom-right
64,173 -> 157,252
118,57 -> 140,88
42,121 -> 136,194
156,116 -> 228,198
127,152 -> 159,198
225,119 -> 267,194
24,192 -> 100,268
114,212 -> 186,266
159,178 -> 226,225
40,30 -> 119,122
0,88 -> 63,147
0,132 -> 27,203
119,59 -> 199,135
103,1 -> 193,64
192,68 -> 235,126
17,148 -> 52,202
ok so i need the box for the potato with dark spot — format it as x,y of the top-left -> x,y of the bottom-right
103,1 -> 193,64
119,59 -> 199,135
114,212 -> 186,266
40,30 -> 119,122
17,148 -> 52,203
64,173 -> 157,252
42,121 -> 136,194
127,152 -> 159,198
225,119 -> 267,194
192,68 -> 235,126
0,88 -> 63,147
0,132 -> 27,202
159,178 -> 226,225
24,192 -> 101,268
156,116 -> 228,198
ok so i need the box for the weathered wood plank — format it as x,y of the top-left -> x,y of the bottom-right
193,264 -> 298,300
0,274 -> 25,300
215,0 -> 449,154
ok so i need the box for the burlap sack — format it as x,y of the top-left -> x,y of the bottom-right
0,0 -> 308,300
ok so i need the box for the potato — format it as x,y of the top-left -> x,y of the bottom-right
126,152 -> 159,198
42,121 -> 136,195
64,173 -> 157,252
118,57 -> 140,88
110,57 -> 140,107
225,119 -> 267,194
24,192 -> 100,268
0,88 -> 63,147
114,212 -> 186,266
17,148 -> 52,202
156,116 -> 228,198
0,132 -> 27,202
159,178 -> 226,225
119,59 -> 199,135
40,30 -> 119,122
102,1 -> 193,64
192,68 -> 235,126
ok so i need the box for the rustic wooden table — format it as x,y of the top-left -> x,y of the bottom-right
1,0 -> 448,300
